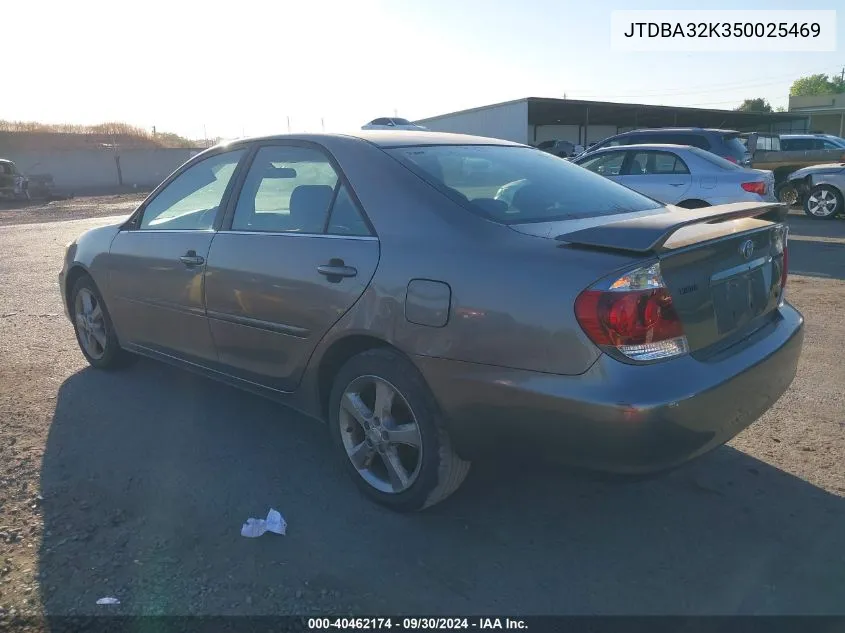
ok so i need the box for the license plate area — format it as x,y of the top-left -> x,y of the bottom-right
711,265 -> 771,335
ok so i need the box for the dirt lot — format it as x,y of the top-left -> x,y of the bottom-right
0,196 -> 843,618
0,193 -> 148,228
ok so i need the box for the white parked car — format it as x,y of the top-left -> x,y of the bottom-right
362,117 -> 428,131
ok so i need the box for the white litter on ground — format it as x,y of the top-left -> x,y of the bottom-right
96,597 -> 120,605
241,508 -> 287,538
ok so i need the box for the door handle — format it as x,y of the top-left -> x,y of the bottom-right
669,183 -> 686,187
317,260 -> 357,278
179,250 -> 205,267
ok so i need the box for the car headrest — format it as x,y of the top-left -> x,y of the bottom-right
289,185 -> 334,230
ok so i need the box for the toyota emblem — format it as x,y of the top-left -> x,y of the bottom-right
740,239 -> 754,260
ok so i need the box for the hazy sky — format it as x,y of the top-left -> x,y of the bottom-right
5,0 -> 844,139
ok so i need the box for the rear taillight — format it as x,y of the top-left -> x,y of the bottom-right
725,156 -> 738,164
574,263 -> 689,362
741,181 -> 767,195
782,244 -> 789,290
774,225 -> 789,294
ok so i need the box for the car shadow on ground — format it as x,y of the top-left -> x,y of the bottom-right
39,360 -> 845,616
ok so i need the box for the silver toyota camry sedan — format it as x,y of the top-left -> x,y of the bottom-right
60,131 -> 803,511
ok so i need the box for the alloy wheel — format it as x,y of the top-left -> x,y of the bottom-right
338,375 -> 423,494
74,288 -> 107,360
807,189 -> 839,217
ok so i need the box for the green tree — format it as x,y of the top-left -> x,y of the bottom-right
735,98 -> 773,113
831,74 -> 845,94
790,73 -> 837,96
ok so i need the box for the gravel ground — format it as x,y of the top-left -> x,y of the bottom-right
0,193 -> 147,228
0,197 -> 843,618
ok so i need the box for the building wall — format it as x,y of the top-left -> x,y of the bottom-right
805,114 -> 845,135
416,101 -> 530,143
532,124 -> 620,146
6,148 -> 200,192
532,125 -> 579,144
788,93 -> 845,135
790,93 -> 845,110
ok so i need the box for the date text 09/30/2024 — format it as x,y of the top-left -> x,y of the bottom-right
307,618 -> 528,630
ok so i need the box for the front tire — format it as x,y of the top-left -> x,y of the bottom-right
328,348 -> 470,511
70,275 -> 136,370
803,185 -> 843,219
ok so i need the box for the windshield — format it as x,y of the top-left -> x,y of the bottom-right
387,145 -> 662,224
823,136 -> 845,148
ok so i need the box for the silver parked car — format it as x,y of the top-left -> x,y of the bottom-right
565,144 -> 776,209
785,163 -> 845,219
60,132 -> 802,511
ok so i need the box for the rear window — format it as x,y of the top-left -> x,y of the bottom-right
688,147 -> 742,170
721,134 -> 749,160
386,145 -> 661,224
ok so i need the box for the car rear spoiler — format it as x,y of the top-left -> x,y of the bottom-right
555,202 -> 789,254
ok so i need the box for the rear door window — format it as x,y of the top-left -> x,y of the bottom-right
232,145 -> 338,234
626,151 -> 690,175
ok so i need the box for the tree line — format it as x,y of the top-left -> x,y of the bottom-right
735,72 -> 845,113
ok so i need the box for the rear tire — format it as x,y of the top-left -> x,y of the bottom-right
328,348 -> 470,512
803,185 -> 843,219
775,182 -> 799,207
70,275 -> 136,370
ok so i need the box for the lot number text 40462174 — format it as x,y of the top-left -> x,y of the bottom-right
307,618 -> 529,630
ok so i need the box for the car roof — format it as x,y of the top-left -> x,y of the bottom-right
781,133 -> 840,138
617,127 -> 740,135
220,130 -> 525,149
580,143 -> 694,153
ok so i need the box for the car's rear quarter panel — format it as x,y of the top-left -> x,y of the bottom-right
311,137 -> 644,377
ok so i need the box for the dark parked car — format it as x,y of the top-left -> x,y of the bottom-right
582,128 -> 752,166
535,139 -> 582,158
0,159 -> 29,200
60,132 -> 802,511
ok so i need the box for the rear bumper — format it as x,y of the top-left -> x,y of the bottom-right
415,303 -> 803,473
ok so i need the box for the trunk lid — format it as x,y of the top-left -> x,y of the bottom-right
658,219 -> 786,355
552,202 -> 789,356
